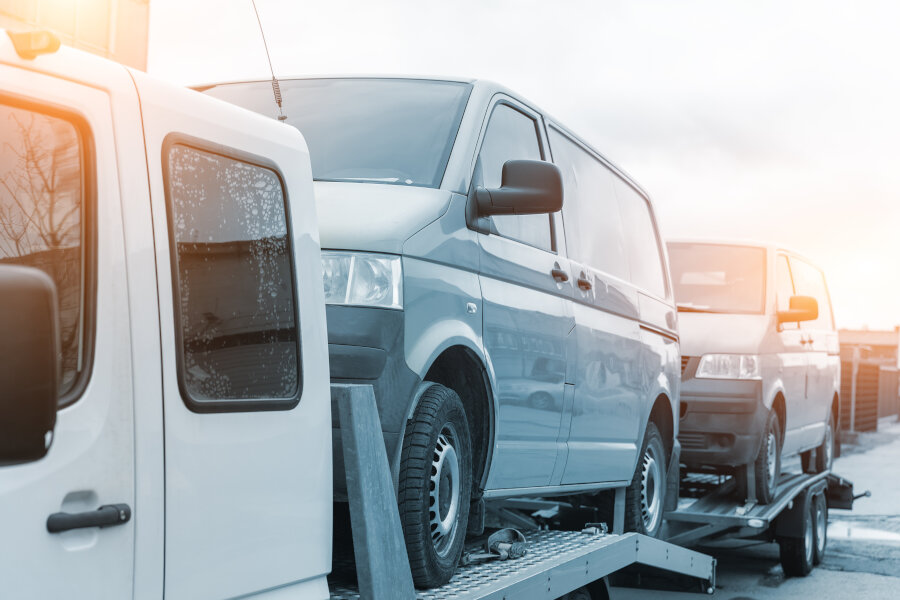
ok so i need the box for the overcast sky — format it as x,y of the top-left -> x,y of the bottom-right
148,0 -> 900,330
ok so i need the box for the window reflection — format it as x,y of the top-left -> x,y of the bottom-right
0,104 -> 84,398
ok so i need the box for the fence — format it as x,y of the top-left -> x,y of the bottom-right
840,362 -> 900,432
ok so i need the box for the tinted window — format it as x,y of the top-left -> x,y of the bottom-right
549,128 -> 628,279
477,104 -> 552,250
789,257 -> 835,331
0,102 -> 88,401
204,78 -> 471,189
668,243 -> 766,313
615,181 -> 666,297
166,144 -> 300,407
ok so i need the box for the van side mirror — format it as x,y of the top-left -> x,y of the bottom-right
0,266 -> 60,466
777,295 -> 818,325
475,159 -> 563,217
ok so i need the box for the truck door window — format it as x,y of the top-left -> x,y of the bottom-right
789,257 -> 835,331
165,143 -> 301,411
476,103 -> 553,251
0,102 -> 90,403
776,254 -> 799,329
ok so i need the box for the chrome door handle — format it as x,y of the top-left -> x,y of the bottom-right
47,503 -> 131,533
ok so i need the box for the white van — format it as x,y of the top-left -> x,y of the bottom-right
0,31 -> 332,599
667,240 -> 839,504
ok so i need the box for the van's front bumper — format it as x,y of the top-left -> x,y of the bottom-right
326,305 -> 419,499
678,378 -> 767,469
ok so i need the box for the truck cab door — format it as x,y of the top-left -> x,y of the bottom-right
0,63 -> 136,598
133,74 -> 332,600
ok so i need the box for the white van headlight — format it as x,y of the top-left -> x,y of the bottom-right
696,354 -> 761,380
322,251 -> 403,309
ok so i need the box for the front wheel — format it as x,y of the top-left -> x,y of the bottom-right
398,383 -> 472,588
753,410 -> 781,504
624,422 -> 667,538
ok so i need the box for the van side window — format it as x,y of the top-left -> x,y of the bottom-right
476,103 -> 552,251
789,257 -> 835,331
0,102 -> 90,404
775,254 -> 798,329
548,127 -> 628,280
165,143 -> 301,409
613,180 -> 667,298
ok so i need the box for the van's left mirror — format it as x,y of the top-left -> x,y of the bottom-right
0,266 -> 60,466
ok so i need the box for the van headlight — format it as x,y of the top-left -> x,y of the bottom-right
696,354 -> 761,380
322,251 -> 402,309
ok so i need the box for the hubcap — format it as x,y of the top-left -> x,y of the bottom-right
429,426 -> 460,557
640,444 -> 663,534
804,511 -> 814,564
765,432 -> 778,489
816,500 -> 827,554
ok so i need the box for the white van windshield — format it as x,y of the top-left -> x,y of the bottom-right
667,243 -> 766,314
202,78 -> 471,189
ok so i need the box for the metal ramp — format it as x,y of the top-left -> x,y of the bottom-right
330,384 -> 716,600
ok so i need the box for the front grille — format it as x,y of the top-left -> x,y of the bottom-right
679,432 -> 707,450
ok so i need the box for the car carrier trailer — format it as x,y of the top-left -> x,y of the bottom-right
329,385 -> 717,600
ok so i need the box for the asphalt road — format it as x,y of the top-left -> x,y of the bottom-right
615,420 -> 900,600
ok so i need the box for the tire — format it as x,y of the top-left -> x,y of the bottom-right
398,383 -> 472,588
623,422 -> 667,538
813,493 -> 828,565
753,410 -> 781,504
813,411 -> 835,473
779,497 -> 815,577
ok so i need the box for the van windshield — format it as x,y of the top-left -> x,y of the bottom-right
202,78 -> 472,189
667,243 -> 766,314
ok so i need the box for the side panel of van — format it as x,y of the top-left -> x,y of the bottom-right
135,75 -> 331,600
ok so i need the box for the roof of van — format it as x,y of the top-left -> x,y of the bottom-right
195,75 -> 653,201
666,237 -> 819,265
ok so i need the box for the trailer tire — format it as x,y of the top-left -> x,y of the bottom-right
779,497 -> 815,577
813,493 -> 828,565
398,383 -> 472,588
624,422 -> 666,538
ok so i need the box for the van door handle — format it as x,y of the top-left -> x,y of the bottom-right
47,503 -> 131,533
576,276 -> 592,291
551,268 -> 569,283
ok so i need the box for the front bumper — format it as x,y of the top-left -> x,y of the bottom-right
326,305 -> 420,498
679,375 -> 768,469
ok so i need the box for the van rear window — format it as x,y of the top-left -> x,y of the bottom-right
165,142 -> 301,411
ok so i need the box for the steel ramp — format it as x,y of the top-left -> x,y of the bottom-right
330,529 -> 714,600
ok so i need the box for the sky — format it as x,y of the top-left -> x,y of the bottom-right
148,0 -> 900,330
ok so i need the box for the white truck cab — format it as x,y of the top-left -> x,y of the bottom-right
0,31 -> 332,599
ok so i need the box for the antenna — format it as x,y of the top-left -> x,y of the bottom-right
251,0 -> 287,122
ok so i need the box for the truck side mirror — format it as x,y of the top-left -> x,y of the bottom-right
777,295 -> 818,325
475,159 -> 563,217
0,266 -> 60,465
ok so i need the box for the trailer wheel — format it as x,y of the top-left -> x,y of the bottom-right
625,422 -> 666,538
813,493 -> 828,565
779,497 -> 815,577
398,384 -> 472,588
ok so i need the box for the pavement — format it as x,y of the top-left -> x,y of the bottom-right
614,419 -> 900,599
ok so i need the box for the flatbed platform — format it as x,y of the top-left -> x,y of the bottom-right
330,529 -> 715,600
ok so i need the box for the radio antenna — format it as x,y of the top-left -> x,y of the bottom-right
251,0 -> 287,121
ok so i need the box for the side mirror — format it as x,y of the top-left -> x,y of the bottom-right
777,295 -> 818,325
0,266 -> 60,466
475,159 -> 563,217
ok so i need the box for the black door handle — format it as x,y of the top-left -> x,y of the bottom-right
551,268 -> 569,283
576,276 -> 592,291
47,503 -> 131,533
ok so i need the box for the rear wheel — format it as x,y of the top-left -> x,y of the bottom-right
813,493 -> 828,565
779,497 -> 815,577
624,422 -> 667,538
398,384 -> 473,588
814,412 -> 835,473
